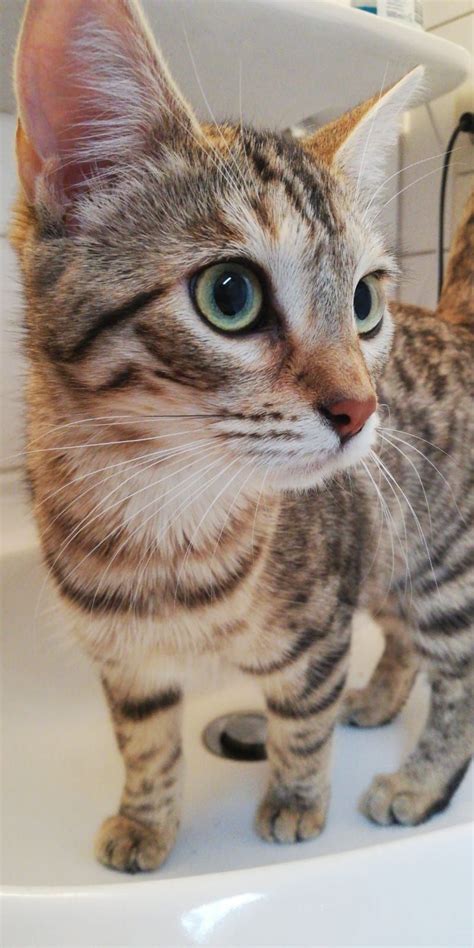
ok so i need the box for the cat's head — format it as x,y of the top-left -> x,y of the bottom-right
12,0 -> 422,491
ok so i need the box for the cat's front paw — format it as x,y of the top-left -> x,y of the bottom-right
94,814 -> 178,873
340,685 -> 404,727
360,769 -> 467,827
255,793 -> 327,844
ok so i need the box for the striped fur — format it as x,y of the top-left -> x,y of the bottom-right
11,0 -> 473,871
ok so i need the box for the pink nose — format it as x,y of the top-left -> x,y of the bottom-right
321,395 -> 377,441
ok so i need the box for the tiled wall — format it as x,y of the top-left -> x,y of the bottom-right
398,0 -> 474,308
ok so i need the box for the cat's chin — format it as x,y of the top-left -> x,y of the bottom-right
266,415 -> 378,492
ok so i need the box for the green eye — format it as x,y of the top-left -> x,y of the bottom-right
354,275 -> 384,336
192,262 -> 263,332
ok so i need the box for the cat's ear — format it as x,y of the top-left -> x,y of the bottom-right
304,67 -> 423,198
14,0 -> 201,206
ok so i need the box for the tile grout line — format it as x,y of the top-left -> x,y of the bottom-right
427,9 -> 473,33
399,248 -> 450,258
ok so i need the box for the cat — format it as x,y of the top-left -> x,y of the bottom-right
11,0 -> 473,873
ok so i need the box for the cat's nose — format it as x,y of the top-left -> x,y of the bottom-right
320,395 -> 377,442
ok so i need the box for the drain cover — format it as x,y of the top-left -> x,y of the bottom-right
203,711 -> 267,761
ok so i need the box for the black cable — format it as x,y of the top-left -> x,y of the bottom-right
438,112 -> 474,301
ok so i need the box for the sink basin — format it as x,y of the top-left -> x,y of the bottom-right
1,474 -> 472,946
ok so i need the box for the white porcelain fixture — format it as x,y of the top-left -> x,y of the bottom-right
0,1 -> 472,121
125,0 -> 473,123
2,475 -> 472,946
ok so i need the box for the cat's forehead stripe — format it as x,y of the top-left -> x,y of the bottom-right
240,130 -> 341,238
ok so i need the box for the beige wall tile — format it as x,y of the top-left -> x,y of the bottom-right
0,114 -> 18,238
398,250 -> 449,308
1,239 -> 24,470
423,1 -> 473,31
399,12 -> 473,255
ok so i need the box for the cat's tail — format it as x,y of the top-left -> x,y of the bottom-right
436,190 -> 474,327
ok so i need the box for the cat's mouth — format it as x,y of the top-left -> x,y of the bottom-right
260,413 -> 378,489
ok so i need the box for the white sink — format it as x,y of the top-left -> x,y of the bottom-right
1,474 -> 472,947
1,1 -> 472,121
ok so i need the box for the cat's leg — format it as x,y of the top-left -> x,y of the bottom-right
341,603 -> 419,727
94,665 -> 183,873
244,629 -> 351,844
361,616 -> 473,826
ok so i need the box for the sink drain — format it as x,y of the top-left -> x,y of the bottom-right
203,711 -> 267,761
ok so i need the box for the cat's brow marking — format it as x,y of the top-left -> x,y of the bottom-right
65,285 -> 166,362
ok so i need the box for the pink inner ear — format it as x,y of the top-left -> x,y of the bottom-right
15,0 -> 200,209
15,0 -> 143,203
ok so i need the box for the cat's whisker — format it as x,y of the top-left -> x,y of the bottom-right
31,443 -> 217,632
377,402 -> 392,425
238,59 -> 258,194
208,458 -> 260,572
360,459 -> 397,612
23,422 -> 223,457
361,461 -> 395,616
371,436 -> 413,597
382,427 -> 449,456
371,451 -> 440,598
57,41 -> 254,205
373,161 -> 467,217
3,414 -> 227,463
379,433 -> 434,536
356,61 -> 390,203
92,453 -> 225,614
40,426 -> 219,495
41,438 -> 216,527
251,465 -> 270,552
110,31 -> 246,201
130,452 -> 239,609
39,443 -> 192,508
172,455 -> 249,606
365,145 -> 466,214
63,46 -> 243,200
382,429 -> 465,523
181,27 -> 254,204
40,411 -> 225,432
129,453 -> 229,606
357,468 -> 386,587
38,443 -> 215,599
54,447 -> 222,614
369,450 -> 413,600
157,455 -> 230,545
38,413 -> 222,438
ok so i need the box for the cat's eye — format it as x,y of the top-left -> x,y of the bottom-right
192,262 -> 263,333
353,276 -> 384,336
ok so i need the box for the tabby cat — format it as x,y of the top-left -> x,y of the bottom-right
11,0 -> 473,873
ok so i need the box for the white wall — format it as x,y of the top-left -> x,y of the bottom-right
398,0 -> 474,308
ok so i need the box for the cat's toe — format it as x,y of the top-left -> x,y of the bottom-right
255,796 -> 326,844
340,687 -> 399,727
359,772 -> 459,827
94,814 -> 177,873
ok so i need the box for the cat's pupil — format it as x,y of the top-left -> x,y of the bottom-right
354,280 -> 372,321
213,272 -> 249,317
